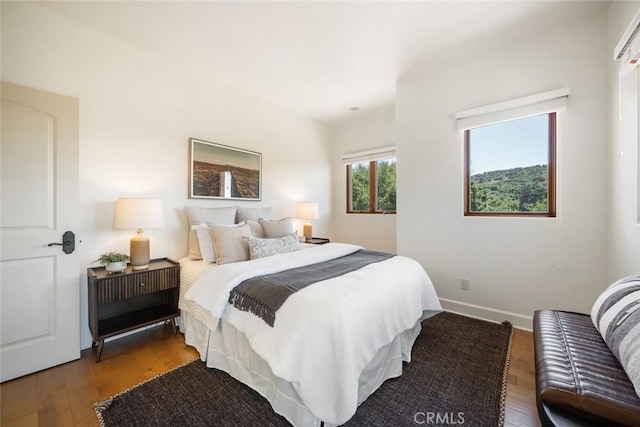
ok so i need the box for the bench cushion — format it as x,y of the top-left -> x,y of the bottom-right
591,275 -> 640,398
534,310 -> 640,426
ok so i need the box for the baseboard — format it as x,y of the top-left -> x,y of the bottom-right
439,298 -> 533,331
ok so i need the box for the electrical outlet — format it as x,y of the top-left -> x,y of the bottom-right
460,278 -> 470,291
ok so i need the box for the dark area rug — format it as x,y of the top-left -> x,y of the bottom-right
95,312 -> 513,426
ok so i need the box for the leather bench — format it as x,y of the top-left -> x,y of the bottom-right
533,310 -> 640,426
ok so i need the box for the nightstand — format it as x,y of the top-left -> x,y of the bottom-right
308,237 -> 330,245
87,258 -> 180,362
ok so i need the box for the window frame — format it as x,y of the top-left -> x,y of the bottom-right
463,112 -> 557,217
346,159 -> 397,214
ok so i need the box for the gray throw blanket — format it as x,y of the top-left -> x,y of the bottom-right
228,250 -> 394,326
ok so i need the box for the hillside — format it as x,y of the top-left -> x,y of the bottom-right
470,164 -> 548,212
192,161 -> 260,199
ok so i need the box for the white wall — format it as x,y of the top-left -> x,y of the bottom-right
396,11 -> 609,329
1,2 -> 333,349
331,105 -> 397,252
608,1 -> 640,281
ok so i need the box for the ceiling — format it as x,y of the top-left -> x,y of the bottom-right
38,1 -> 608,124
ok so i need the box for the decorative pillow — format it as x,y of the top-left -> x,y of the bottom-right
258,217 -> 294,238
246,235 -> 300,260
246,220 -> 264,238
236,206 -> 272,223
184,206 -> 236,259
210,223 -> 252,265
591,274 -> 640,397
190,223 -> 216,263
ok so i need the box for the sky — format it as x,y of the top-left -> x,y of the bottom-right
193,139 -> 260,170
469,114 -> 549,175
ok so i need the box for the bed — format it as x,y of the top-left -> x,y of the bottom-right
178,242 -> 441,426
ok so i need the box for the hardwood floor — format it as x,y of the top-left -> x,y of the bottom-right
1,324 -> 540,426
505,329 -> 541,427
1,325 -> 198,427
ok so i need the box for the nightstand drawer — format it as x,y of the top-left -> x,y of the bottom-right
96,268 -> 179,304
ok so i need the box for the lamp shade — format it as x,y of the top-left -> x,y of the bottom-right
297,202 -> 319,220
114,198 -> 165,230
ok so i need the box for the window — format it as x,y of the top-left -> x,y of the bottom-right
464,113 -> 556,216
346,158 -> 396,213
456,88 -> 567,217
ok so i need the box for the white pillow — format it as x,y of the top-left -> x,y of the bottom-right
184,206 -> 236,259
190,221 -> 245,263
258,217 -> 294,238
246,235 -> 300,260
210,223 -> 252,265
236,206 -> 272,223
190,223 -> 216,263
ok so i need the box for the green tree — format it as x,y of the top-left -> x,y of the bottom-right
349,159 -> 397,212
351,162 -> 370,211
470,164 -> 548,213
376,159 -> 396,211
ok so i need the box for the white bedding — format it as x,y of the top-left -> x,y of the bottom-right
183,243 -> 441,425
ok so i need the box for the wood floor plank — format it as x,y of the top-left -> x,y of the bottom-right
35,390 -> 73,427
0,321 -> 540,426
1,412 -> 38,427
0,375 -> 37,425
504,329 -> 539,427
66,387 -> 100,427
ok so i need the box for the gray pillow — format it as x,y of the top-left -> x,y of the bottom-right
236,206 -> 272,223
591,275 -> 640,397
246,235 -> 300,260
210,223 -> 252,265
246,220 -> 264,238
258,217 -> 294,238
184,206 -> 237,259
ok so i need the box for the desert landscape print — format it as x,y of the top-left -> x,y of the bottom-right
190,139 -> 261,200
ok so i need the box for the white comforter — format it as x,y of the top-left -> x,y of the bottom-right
185,243 -> 441,425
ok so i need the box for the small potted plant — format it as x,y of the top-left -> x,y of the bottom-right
95,252 -> 130,274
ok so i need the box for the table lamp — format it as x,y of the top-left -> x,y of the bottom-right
297,202 -> 319,243
114,198 -> 165,270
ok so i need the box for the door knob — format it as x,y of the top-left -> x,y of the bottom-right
48,231 -> 75,254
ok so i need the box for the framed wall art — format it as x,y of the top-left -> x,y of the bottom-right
189,138 -> 262,200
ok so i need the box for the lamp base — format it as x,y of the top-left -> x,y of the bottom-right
303,223 -> 313,243
130,231 -> 150,270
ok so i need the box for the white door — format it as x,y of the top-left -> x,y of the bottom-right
0,82 -> 80,382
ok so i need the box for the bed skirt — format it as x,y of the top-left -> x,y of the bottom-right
180,309 -> 423,426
